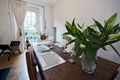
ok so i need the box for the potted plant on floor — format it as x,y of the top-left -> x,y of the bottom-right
63,13 -> 120,74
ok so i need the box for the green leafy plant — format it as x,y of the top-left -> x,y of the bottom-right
63,13 -> 120,63
36,32 -> 48,40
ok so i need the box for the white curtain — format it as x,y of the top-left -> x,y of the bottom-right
10,0 -> 27,52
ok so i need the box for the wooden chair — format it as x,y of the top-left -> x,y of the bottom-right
8,41 -> 21,61
26,51 -> 46,80
0,41 -> 21,61
9,41 -> 21,54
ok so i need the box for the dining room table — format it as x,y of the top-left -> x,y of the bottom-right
32,42 -> 120,80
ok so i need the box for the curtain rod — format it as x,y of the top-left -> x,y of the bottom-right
17,0 -> 45,8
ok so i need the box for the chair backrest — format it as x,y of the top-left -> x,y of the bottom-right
33,50 -> 46,80
10,41 -> 20,48
26,51 -> 36,80
26,51 -> 46,80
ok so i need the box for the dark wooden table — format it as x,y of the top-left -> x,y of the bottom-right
33,44 -> 119,80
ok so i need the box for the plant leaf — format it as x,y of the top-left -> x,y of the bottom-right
105,39 -> 119,46
65,22 -> 75,37
62,32 -> 70,35
109,24 -> 120,33
110,44 -> 120,57
106,13 -> 117,27
77,23 -> 82,29
72,18 -> 75,26
93,19 -> 104,32
74,37 -> 83,58
67,39 -> 75,45
101,46 -> 107,51
87,27 -> 100,39
82,22 -> 85,28
108,33 -> 120,40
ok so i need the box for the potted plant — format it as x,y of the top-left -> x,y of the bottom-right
63,13 -> 120,74
40,33 -> 48,40
37,32 -> 48,40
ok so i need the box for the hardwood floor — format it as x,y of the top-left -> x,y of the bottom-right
0,50 -> 119,80
0,51 -> 29,80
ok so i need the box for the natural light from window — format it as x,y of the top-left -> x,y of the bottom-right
24,11 -> 38,42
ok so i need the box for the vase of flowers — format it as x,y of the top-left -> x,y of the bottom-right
63,13 -> 120,74
81,53 -> 97,74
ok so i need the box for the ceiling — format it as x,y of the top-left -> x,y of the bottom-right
36,0 -> 58,5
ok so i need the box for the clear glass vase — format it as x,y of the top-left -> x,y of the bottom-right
81,54 -> 96,75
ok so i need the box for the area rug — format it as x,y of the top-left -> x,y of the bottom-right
0,67 -> 11,80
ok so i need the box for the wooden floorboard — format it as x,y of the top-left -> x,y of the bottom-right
0,51 -> 29,80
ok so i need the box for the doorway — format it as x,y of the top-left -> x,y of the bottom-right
24,5 -> 44,42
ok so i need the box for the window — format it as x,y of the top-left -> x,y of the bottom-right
24,5 -> 44,42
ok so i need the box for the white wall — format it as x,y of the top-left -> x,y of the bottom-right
53,1 -> 120,78
53,0 -> 120,43
0,0 -> 53,44
0,0 -> 12,44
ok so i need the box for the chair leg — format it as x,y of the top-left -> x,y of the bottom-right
8,55 -> 11,61
8,51 -> 14,61
0,50 -> 4,56
18,49 -> 21,53
8,53 -> 12,61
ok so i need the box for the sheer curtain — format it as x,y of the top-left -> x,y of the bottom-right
10,0 -> 26,51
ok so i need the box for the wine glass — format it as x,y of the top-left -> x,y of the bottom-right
68,51 -> 76,64
62,39 -> 67,53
